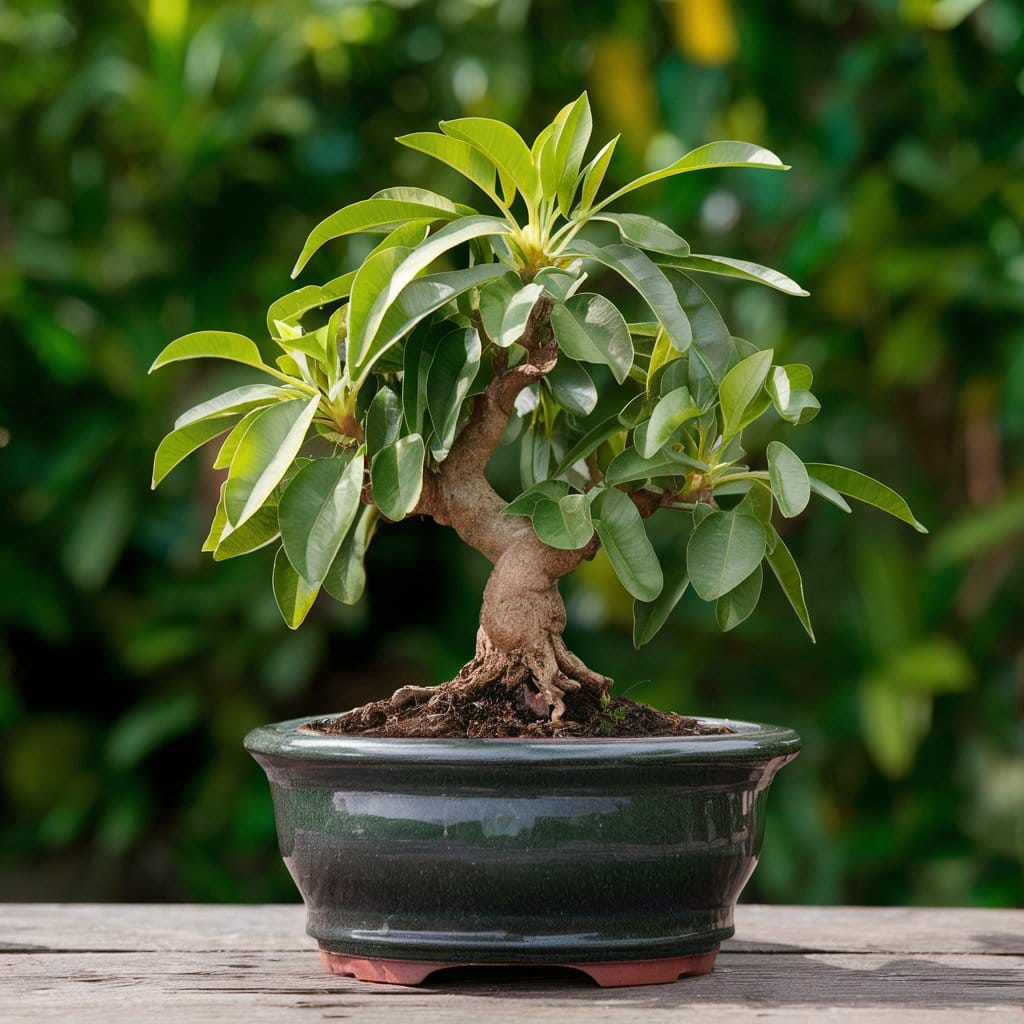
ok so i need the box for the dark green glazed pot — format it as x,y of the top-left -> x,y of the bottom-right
245,716 -> 798,983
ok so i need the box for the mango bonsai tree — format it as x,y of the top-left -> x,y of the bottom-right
152,94 -> 924,735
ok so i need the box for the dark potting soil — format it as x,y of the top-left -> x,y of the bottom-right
304,681 -> 734,739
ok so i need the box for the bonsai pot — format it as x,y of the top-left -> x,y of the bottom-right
245,715 -> 799,987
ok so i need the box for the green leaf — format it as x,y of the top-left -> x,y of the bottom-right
427,327 -> 481,455
565,241 -> 691,353
365,387 -> 402,458
577,135 -> 619,212
719,349 -> 774,438
152,417 -> 233,488
663,253 -> 808,296
266,273 -> 356,338
604,446 -> 704,485
396,132 -> 499,201
779,389 -> 821,425
546,358 -> 597,417
149,331 -> 270,375
593,213 -> 690,255
633,556 -> 690,648
591,487 -> 663,601
357,262 -> 507,384
272,545 -> 319,629
503,479 -> 570,517
324,505 -> 378,605
669,272 -> 731,354
402,324 -> 432,436
765,526 -> 815,640
598,140 -> 788,210
553,93 -> 592,214
213,503 -> 280,561
532,493 -> 594,550
478,272 -> 521,341
687,509 -> 766,601
808,475 -> 852,513
551,417 -> 623,478
497,283 -> 544,348
804,464 -> 927,533
440,117 -> 539,205
291,197 -> 459,277
767,441 -> 810,518
550,292 -> 633,384
174,385 -> 289,432
278,454 -> 364,586
346,216 -> 510,382
715,564 -> 763,631
213,409 -> 263,470
224,395 -> 320,531
639,386 -> 700,458
371,434 -> 426,521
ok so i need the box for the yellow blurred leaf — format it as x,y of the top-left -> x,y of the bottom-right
590,35 -> 657,154
672,0 -> 738,66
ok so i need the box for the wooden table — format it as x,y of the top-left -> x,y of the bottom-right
3,904 -> 1022,1021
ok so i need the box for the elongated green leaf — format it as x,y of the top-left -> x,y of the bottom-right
716,564 -> 763,631
272,545 -> 319,629
365,387 -> 402,458
687,509 -> 766,601
224,395 -> 320,531
371,434 -> 425,521
803,464 -> 927,532
213,409 -> 262,470
604,446 -> 702,485
598,140 -> 788,210
532,493 -> 594,550
427,328 -> 481,454
355,262 -> 507,384
174,384 -> 288,430
497,283 -> 544,348
663,253 -> 808,296
640,386 -> 700,458
503,479 -> 570,517
765,527 -> 815,640
577,135 -> 619,212
551,415 -> 624,477
591,487 -> 663,601
719,349 -> 774,438
279,455 -> 364,586
150,331 -> 268,374
440,117 -> 539,205
152,417 -> 233,488
808,475 -> 852,513
550,292 -> 633,384
266,273 -> 356,338
213,503 -> 280,561
291,197 -> 459,277
546,358 -> 597,417
554,93 -> 592,214
402,324 -> 432,436
767,441 -> 810,518
633,556 -> 690,648
324,505 -> 378,604
565,241 -> 691,353
346,216 -> 510,382
593,213 -> 689,255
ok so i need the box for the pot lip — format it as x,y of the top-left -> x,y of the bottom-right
244,714 -> 800,766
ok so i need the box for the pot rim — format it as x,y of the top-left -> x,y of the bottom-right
245,715 -> 800,766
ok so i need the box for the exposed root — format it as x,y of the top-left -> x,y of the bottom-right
303,630 -> 732,739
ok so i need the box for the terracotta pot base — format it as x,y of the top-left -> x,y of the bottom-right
319,948 -> 719,988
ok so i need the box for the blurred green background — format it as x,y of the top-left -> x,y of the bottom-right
2,0 -> 1022,906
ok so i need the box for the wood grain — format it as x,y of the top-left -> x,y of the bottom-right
2,905 -> 1022,1022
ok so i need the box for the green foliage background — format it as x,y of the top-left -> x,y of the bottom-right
2,0 -> 1022,905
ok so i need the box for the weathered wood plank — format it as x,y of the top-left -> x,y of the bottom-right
2,903 -> 1022,955
2,950 -> 1021,1023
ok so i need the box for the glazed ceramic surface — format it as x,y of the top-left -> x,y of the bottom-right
245,718 -> 800,965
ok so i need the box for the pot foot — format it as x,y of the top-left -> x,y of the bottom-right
319,948 -> 718,987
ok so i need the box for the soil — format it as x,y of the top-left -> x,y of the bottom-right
304,679 -> 734,739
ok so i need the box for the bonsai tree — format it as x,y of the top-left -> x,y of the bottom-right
152,94 -> 924,734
